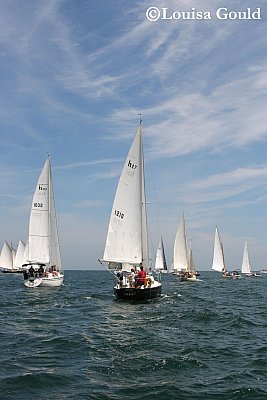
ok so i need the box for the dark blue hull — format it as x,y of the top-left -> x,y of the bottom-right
114,284 -> 162,300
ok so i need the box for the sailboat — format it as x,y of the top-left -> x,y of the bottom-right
0,241 -> 15,273
0,241 -> 23,273
173,213 -> 196,281
101,122 -> 162,300
23,157 -> 64,288
241,239 -> 260,277
154,237 -> 168,273
211,226 -> 231,277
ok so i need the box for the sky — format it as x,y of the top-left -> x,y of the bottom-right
0,0 -> 267,270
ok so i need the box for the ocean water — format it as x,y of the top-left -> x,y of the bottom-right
0,270 -> 266,400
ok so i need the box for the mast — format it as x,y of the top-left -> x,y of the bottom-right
48,155 -> 51,268
139,118 -> 149,272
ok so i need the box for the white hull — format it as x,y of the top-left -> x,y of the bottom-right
24,277 -> 43,288
180,274 -> 197,282
186,276 -> 197,281
24,274 -> 64,288
41,275 -> 64,287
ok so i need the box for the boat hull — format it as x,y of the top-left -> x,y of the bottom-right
41,276 -> 64,287
2,270 -> 23,274
114,284 -> 162,300
24,275 -> 64,288
24,277 -> 43,288
182,276 -> 197,282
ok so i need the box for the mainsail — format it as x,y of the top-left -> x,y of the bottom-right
241,239 -> 251,274
211,226 -> 226,272
173,213 -> 189,272
14,240 -> 26,269
103,125 -> 149,272
155,237 -> 168,271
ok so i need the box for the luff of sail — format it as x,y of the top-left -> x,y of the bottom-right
211,227 -> 226,272
103,125 -> 149,272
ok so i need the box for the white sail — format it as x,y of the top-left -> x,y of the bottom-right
173,213 -> 189,271
188,248 -> 196,274
211,226 -> 226,272
0,241 -> 13,269
12,246 -> 16,266
155,237 -> 168,271
14,240 -> 26,269
28,159 -> 62,271
24,241 -> 29,264
103,125 -> 149,272
241,239 -> 251,274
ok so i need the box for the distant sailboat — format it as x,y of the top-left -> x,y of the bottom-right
23,157 -> 64,288
241,239 -> 260,277
0,241 -> 23,273
154,237 -> 168,273
211,226 -> 231,277
0,241 -> 14,272
173,213 -> 196,281
101,121 -> 162,300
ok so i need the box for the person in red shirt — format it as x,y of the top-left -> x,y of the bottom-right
136,265 -> 146,288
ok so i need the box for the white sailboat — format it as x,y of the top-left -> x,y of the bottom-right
173,213 -> 196,281
154,237 -> 168,273
0,241 -> 14,272
0,241 -> 23,273
101,122 -> 162,300
241,239 -> 260,277
211,226 -> 231,277
23,157 -> 64,288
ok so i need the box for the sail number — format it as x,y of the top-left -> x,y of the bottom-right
114,210 -> 124,219
34,202 -> 43,208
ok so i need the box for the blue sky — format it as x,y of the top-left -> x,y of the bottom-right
0,0 -> 267,270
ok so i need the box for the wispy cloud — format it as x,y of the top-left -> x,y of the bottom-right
55,158 -> 122,170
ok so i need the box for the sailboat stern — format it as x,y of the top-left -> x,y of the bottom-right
114,281 -> 162,300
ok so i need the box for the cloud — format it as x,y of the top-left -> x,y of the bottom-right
181,166 -> 267,207
55,158 -> 122,170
